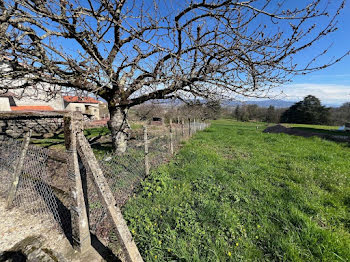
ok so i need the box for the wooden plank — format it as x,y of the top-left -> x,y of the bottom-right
76,132 -> 144,262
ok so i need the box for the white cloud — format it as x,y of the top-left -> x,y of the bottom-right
273,83 -> 350,105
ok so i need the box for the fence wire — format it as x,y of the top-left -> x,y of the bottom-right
0,120 -> 210,257
87,121 -> 210,245
0,137 -> 63,228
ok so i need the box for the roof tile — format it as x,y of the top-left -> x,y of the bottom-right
63,96 -> 99,104
10,106 -> 54,111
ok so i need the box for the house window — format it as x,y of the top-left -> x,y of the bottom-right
76,107 -> 81,111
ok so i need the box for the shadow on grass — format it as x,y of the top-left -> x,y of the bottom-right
291,127 -> 350,137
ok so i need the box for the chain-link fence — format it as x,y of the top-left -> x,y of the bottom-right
0,137 -> 64,229
0,118 -> 210,257
86,121 -> 210,245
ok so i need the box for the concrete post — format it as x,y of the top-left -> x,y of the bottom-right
6,130 -> 32,208
143,126 -> 150,176
181,118 -> 185,137
64,112 -> 91,254
193,118 -> 196,133
169,119 -> 174,155
76,132 -> 144,262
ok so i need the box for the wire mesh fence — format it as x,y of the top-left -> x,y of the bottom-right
0,119 -> 210,257
86,121 -> 210,243
0,137 -> 64,228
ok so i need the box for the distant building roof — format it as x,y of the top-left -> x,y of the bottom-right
10,106 -> 54,111
63,96 -> 99,104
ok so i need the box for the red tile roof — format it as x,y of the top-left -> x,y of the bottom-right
10,106 -> 54,111
63,96 -> 99,104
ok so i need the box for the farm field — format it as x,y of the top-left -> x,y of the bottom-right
123,120 -> 350,261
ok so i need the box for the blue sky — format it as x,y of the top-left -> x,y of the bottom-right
18,0 -> 350,107
268,1 -> 350,106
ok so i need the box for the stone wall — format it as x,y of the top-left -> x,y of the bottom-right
0,114 -> 64,139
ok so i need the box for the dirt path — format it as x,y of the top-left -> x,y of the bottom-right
0,200 -> 80,261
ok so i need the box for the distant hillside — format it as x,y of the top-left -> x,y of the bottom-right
223,99 -> 296,108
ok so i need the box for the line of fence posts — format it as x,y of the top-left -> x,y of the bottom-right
64,112 -> 143,261
3,113 -> 209,261
142,117 -> 209,177
4,112 -> 145,262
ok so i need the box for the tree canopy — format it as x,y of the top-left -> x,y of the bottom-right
0,0 -> 348,151
280,95 -> 330,124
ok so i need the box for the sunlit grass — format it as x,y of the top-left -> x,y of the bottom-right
123,120 -> 350,261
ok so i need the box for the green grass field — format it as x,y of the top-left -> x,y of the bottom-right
123,120 -> 350,261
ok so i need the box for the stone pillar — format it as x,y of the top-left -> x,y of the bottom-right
64,112 -> 91,254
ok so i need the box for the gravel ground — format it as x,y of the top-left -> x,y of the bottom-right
0,200 -> 79,261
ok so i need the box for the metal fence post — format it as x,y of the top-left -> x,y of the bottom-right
6,130 -> 32,208
169,118 -> 174,155
144,126 -> 150,176
64,112 -> 91,254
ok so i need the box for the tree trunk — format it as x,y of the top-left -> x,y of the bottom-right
108,106 -> 130,153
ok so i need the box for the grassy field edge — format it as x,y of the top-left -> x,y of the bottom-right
123,120 -> 350,261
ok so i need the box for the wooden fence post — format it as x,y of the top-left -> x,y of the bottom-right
64,112 -> 92,254
169,119 -> 174,155
6,130 -> 32,208
144,126 -> 150,176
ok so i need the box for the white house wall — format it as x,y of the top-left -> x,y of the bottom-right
0,97 -> 11,111
0,60 -> 64,110
65,102 -> 86,112
65,102 -> 100,119
12,85 -> 64,110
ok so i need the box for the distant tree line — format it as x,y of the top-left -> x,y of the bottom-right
132,95 -> 350,126
329,103 -> 350,126
230,104 -> 285,123
231,95 -> 350,126
132,100 -> 222,123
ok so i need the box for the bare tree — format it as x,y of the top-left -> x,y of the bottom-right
0,0 -> 348,152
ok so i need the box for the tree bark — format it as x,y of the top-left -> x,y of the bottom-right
108,106 -> 130,153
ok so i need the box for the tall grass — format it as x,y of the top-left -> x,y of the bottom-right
123,120 -> 350,261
